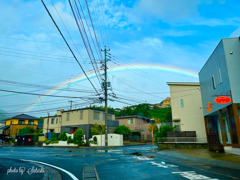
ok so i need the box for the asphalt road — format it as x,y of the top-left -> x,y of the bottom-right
0,144 -> 240,180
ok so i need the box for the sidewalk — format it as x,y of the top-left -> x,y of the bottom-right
157,149 -> 240,170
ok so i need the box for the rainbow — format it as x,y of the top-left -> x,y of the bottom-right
24,63 -> 198,112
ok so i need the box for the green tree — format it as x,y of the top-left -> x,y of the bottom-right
114,125 -> 131,140
74,129 -> 84,146
51,132 -> 57,141
155,125 -> 175,143
39,117 -> 44,123
18,127 -> 35,135
91,123 -> 105,135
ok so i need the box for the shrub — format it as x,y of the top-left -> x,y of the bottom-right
43,138 -> 48,143
54,140 -> 58,143
50,141 -> 54,144
67,136 -> 73,144
63,134 -> 67,141
155,125 -> 175,143
114,125 -> 131,140
73,129 -> 84,146
11,138 -> 15,144
93,136 -> 97,144
33,135 -> 39,142
51,132 -> 57,141
58,134 -> 62,141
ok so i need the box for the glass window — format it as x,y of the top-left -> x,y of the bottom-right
28,121 -> 34,125
94,111 -> 100,120
218,69 -> 222,84
56,118 -> 58,124
212,75 -> 216,89
80,111 -> 83,120
67,112 -> 70,121
175,125 -> 180,132
19,120 -> 24,125
128,118 -> 133,124
108,114 -> 112,120
180,99 -> 184,107
51,118 -> 54,124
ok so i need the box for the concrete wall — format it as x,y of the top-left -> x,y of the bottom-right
91,134 -> 123,146
169,84 -> 207,142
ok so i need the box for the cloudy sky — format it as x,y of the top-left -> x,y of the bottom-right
0,0 -> 239,117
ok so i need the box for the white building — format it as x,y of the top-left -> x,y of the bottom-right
167,82 -> 207,142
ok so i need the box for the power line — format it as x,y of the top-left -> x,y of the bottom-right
41,0 -> 100,96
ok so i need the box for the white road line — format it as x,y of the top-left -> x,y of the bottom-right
20,159 -> 78,180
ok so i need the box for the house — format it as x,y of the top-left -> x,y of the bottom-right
2,114 -> 40,138
116,116 -> 151,141
43,108 -> 119,141
160,97 -> 171,108
114,108 -> 121,112
0,120 -> 5,134
167,82 -> 207,143
199,37 -> 240,155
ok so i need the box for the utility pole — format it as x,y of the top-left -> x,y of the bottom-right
68,100 -> 74,110
101,46 -> 110,146
47,112 -> 49,139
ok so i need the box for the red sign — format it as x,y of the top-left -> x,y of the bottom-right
214,96 -> 231,104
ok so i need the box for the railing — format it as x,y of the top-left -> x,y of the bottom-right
158,137 -> 207,143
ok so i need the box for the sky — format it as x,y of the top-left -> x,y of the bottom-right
0,0 -> 240,117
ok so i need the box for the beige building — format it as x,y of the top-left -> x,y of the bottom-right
167,82 -> 207,142
43,108 -> 118,140
116,116 -> 151,141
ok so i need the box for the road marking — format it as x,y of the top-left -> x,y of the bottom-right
20,159 -> 78,180
172,171 -> 219,180
150,161 -> 179,168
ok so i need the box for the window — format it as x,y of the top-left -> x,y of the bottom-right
168,101 -> 170,103
108,114 -> 112,120
67,112 -> 70,121
10,121 -> 12,125
212,75 -> 216,89
28,121 -> 34,125
80,111 -> 83,120
94,111 -> 100,120
180,99 -> 184,107
19,120 -> 24,125
128,118 -> 133,124
175,125 -> 180,132
218,69 -> 222,84
56,118 -> 58,124
51,118 -> 54,124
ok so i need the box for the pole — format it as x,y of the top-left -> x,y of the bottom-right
47,112 -> 49,139
101,130 -> 102,147
152,125 -> 154,152
68,100 -> 73,110
101,46 -> 110,146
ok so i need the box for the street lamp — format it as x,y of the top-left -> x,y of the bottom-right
99,125 -> 102,147
150,119 -> 155,152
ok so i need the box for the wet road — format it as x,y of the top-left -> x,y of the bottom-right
0,144 -> 240,180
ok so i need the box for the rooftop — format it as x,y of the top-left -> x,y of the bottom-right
4,114 -> 40,121
167,82 -> 200,86
116,115 -> 151,120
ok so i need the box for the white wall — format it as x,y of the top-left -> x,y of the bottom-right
169,84 -> 207,143
91,134 -> 123,146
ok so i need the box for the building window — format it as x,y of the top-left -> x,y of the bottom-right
212,75 -> 216,89
218,69 -> 222,84
180,99 -> 184,107
28,121 -> 34,125
175,125 -> 180,132
80,111 -> 83,120
94,111 -> 100,120
56,118 -> 58,124
128,118 -> 133,124
51,118 -> 54,124
10,121 -> 12,125
19,120 -> 24,125
168,101 -> 170,103
67,112 -> 70,121
108,114 -> 112,120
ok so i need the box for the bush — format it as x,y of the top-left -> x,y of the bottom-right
45,140 -> 51,145
50,141 -> 54,144
43,138 -> 48,143
67,136 -> 74,144
155,125 -> 175,143
54,140 -> 58,143
33,135 -> 39,142
11,138 -> 15,144
18,127 -> 35,135
51,132 -> 57,141
73,129 -> 84,146
114,125 -> 131,140
63,134 -> 67,141
93,136 -> 97,144
58,134 -> 62,141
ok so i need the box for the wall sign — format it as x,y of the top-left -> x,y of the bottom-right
206,102 -> 212,112
214,96 -> 231,104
